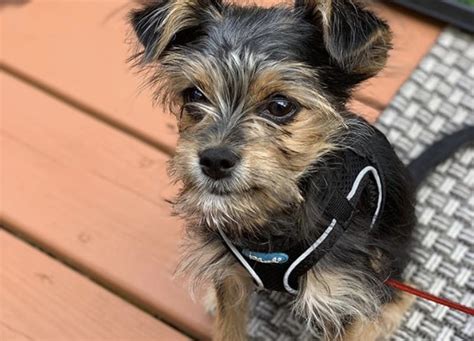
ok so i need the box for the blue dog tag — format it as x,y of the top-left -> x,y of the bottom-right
242,249 -> 289,264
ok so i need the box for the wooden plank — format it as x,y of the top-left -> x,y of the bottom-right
0,0 -> 178,151
0,230 -> 188,341
0,1 -> 439,152
348,100 -> 380,123
355,3 -> 443,108
0,72 -> 212,339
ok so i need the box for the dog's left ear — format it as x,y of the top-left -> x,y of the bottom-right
295,0 -> 392,78
130,0 -> 222,63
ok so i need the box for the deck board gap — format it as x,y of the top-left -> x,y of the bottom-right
0,64 -> 174,156
0,222 -> 197,340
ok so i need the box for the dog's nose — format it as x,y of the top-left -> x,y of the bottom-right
199,147 -> 240,180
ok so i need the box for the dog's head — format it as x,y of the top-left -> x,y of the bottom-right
130,0 -> 391,234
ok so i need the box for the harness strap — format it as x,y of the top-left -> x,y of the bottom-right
219,164 -> 384,294
218,227 -> 265,289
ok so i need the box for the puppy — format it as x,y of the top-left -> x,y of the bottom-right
129,1 -> 416,340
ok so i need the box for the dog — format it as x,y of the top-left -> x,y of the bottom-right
129,1 -> 417,339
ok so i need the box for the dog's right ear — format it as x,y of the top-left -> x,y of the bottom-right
130,0 -> 222,63
295,0 -> 392,79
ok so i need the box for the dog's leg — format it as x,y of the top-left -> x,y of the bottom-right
214,276 -> 252,341
344,291 -> 414,341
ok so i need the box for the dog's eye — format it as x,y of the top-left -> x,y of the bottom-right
181,87 -> 209,121
182,87 -> 207,104
261,95 -> 299,122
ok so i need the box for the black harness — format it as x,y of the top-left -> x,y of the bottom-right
218,131 -> 388,294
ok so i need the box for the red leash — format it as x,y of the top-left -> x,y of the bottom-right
385,278 -> 474,315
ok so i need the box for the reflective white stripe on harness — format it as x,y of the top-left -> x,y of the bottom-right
219,166 -> 383,294
218,227 -> 264,289
283,166 -> 383,294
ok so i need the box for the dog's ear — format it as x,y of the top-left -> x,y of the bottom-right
130,0 -> 222,63
295,0 -> 392,78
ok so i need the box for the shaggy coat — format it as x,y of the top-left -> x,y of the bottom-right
130,1 -> 416,339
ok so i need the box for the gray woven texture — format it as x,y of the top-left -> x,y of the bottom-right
247,27 -> 474,341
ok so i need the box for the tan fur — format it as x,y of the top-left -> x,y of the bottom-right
348,26 -> 393,75
214,274 -> 253,341
175,233 -> 235,299
166,51 -> 345,235
298,0 -> 391,75
195,256 -> 403,341
344,291 -> 414,341
315,0 -> 333,27
294,269 -> 382,340
203,286 -> 218,316
138,0 -> 208,60
175,231 -> 253,340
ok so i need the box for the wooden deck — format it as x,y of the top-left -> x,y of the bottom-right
0,1 -> 443,340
